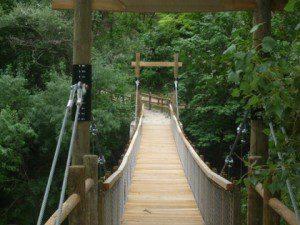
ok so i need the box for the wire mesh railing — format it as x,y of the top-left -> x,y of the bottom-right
169,104 -> 241,225
101,106 -> 143,225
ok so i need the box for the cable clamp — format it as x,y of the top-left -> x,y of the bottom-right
98,155 -> 106,165
67,84 -> 77,109
225,155 -> 234,168
135,79 -> 140,87
76,82 -> 84,106
174,80 -> 178,89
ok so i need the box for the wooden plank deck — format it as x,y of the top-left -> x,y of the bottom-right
122,110 -> 204,225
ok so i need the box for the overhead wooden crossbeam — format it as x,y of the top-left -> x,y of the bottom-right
131,53 -> 182,78
52,0 -> 287,12
131,61 -> 183,68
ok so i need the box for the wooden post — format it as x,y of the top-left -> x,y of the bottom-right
160,96 -> 163,112
263,178 -> 280,225
83,155 -> 98,225
98,180 -> 104,225
248,1 -> 271,224
174,53 -> 179,79
252,0 -> 271,49
247,121 -> 268,225
68,166 -> 86,225
135,53 -> 141,120
149,92 -> 152,110
135,53 -> 140,79
233,181 -> 241,225
72,0 -> 92,165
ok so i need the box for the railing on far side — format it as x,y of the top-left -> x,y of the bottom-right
100,105 -> 144,225
169,104 -> 241,225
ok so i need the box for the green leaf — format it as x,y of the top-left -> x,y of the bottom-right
295,23 -> 300,30
250,23 -> 265,33
228,70 -> 240,84
248,95 -> 259,107
262,37 -> 276,52
231,88 -> 240,97
284,0 -> 297,12
223,44 -> 236,55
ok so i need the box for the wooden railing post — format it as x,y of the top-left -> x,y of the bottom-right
149,92 -> 152,110
98,180 -> 104,225
138,93 -> 142,118
247,120 -> 268,225
263,178 -> 280,225
84,155 -> 98,225
69,166 -> 86,225
233,182 -> 241,225
160,96 -> 163,112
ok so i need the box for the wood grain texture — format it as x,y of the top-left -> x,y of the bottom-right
131,61 -> 183,68
52,0 -> 287,12
122,110 -> 204,225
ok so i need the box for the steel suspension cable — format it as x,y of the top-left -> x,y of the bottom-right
220,110 -> 249,174
36,84 -> 77,225
56,82 -> 84,225
134,78 -> 140,126
269,122 -> 300,224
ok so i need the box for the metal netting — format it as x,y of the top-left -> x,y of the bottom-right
170,114 -> 240,225
103,120 -> 142,225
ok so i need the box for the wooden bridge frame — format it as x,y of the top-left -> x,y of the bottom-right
131,52 -> 183,117
49,1 -> 296,225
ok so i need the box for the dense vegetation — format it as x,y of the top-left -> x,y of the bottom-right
0,0 -> 299,224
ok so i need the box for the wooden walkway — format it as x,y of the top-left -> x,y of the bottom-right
122,110 -> 204,225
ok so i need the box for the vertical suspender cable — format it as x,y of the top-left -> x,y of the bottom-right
269,123 -> 300,224
174,78 -> 179,119
36,84 -> 77,225
134,78 -> 140,126
56,83 -> 84,225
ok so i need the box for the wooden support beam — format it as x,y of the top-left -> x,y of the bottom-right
135,53 -> 140,78
263,177 -> 281,225
149,92 -> 152,110
248,1 -> 275,225
84,155 -> 99,225
72,0 -> 92,165
174,53 -> 179,78
68,166 -> 86,225
52,0 -> 287,12
98,180 -> 104,225
247,120 -> 268,225
233,181 -> 242,225
131,61 -> 183,68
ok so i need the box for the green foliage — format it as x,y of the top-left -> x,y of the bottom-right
0,0 -> 299,223
0,3 -> 72,88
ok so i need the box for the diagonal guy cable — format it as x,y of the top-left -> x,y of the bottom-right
269,122 -> 300,224
55,82 -> 84,225
220,110 -> 249,174
36,84 -> 77,225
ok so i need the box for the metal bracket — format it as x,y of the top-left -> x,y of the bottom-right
72,64 -> 92,121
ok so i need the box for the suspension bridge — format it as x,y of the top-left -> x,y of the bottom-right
34,0 -> 300,225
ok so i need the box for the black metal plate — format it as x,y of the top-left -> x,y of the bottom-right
72,64 -> 92,121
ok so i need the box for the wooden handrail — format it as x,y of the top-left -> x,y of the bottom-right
103,105 -> 144,191
254,183 -> 298,225
45,178 -> 95,225
141,92 -> 170,102
169,104 -> 234,190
